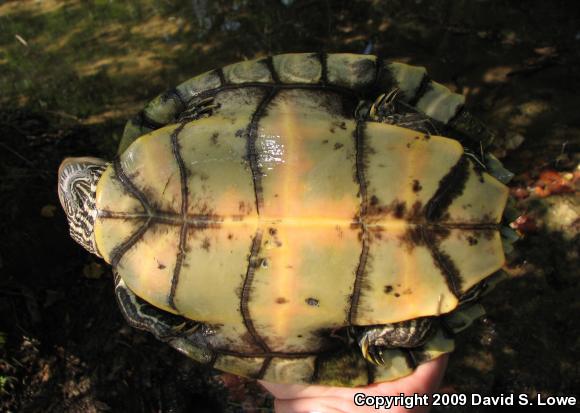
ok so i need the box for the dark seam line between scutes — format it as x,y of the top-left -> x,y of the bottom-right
350,239 -> 368,325
420,226 -> 462,297
113,158 -> 152,213
318,51 -> 328,84
168,223 -> 188,310
240,230 -> 270,352
138,110 -> 165,131
167,88 -> 187,112
98,211 -> 500,230
366,56 -> 384,97
311,355 -> 322,383
264,56 -> 280,83
110,217 -> 152,268
408,74 -> 431,107
168,122 -> 189,311
447,104 -> 466,127
247,87 -> 278,215
256,357 -> 272,380
215,68 -> 226,86
354,122 -> 368,215
425,155 -> 469,222
349,121 -> 368,325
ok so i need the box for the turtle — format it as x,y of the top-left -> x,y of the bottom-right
58,53 -> 516,387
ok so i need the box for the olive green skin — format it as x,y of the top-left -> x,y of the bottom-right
94,53 -> 509,386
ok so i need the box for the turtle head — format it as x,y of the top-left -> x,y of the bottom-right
58,157 -> 108,257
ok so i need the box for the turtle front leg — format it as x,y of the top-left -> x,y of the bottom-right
365,89 -> 441,136
114,274 -> 217,365
176,97 -> 220,123
364,60 -> 496,148
356,317 -> 435,365
114,273 -> 198,340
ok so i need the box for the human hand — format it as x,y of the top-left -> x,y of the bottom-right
260,354 -> 448,413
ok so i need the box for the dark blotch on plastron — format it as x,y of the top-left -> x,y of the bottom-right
322,139 -> 329,144
412,180 -> 422,193
394,201 -> 406,219
201,237 -> 210,251
425,156 -> 469,222
482,229 -> 495,240
467,235 -> 478,246
400,226 -> 424,251
407,201 -> 423,221
306,298 -> 320,307
370,227 -> 383,240
210,132 -> 219,145
269,227 -> 277,236
235,128 -> 245,138
334,142 -> 344,150
384,285 -> 393,294
158,263 -> 166,270
276,297 -> 288,304
394,293 -> 400,297
239,201 -> 251,214
227,233 -> 233,240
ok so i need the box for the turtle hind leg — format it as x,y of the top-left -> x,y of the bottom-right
356,303 -> 487,368
356,316 -> 436,365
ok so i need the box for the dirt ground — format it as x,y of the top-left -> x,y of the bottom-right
0,1 -> 578,412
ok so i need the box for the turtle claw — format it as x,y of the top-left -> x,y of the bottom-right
178,97 -> 220,122
359,334 -> 386,366
169,320 -> 200,337
369,346 -> 386,366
